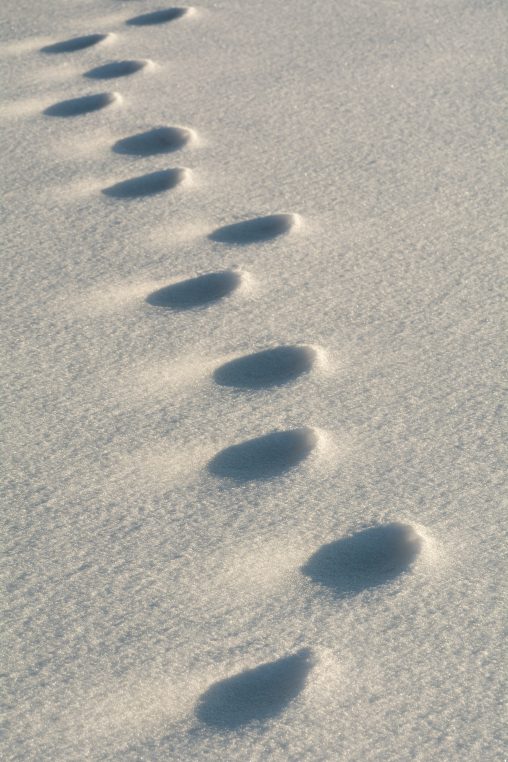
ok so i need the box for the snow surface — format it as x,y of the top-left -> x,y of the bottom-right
1,0 -> 507,759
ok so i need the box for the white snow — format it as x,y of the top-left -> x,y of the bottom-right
1,0 -> 506,759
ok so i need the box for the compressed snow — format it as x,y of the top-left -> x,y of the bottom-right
1,0 -> 506,760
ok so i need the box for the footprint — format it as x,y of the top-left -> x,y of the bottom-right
126,7 -> 191,26
208,428 -> 319,482
113,126 -> 193,156
41,34 -> 110,54
44,92 -> 120,117
209,213 -> 299,245
84,59 -> 150,80
213,345 -> 317,389
146,270 -> 243,310
302,523 -> 423,596
102,168 -> 188,199
195,649 -> 313,729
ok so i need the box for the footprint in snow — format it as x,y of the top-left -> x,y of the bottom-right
41,34 -> 111,54
213,345 -> 317,389
209,213 -> 300,245
44,92 -> 121,117
84,60 -> 150,80
113,126 -> 194,156
302,522 -> 423,596
196,649 -> 314,729
146,270 -> 243,311
126,7 -> 191,26
208,428 -> 319,482
102,168 -> 189,199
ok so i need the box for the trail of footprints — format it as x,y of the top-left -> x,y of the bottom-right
41,5 -> 427,733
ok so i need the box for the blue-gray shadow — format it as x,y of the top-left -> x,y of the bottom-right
302,523 -> 422,597
41,34 -> 107,54
146,270 -> 241,310
196,649 -> 313,730
213,346 -> 316,389
102,169 -> 185,199
84,60 -> 145,80
44,92 -> 116,117
113,127 -> 191,156
208,428 -> 317,482
209,214 -> 296,245
126,8 -> 187,26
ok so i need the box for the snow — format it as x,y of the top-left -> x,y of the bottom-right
2,0 -> 506,759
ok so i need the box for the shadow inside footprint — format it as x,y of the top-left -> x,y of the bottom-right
84,60 -> 147,79
126,8 -> 189,26
196,649 -> 313,729
302,523 -> 423,596
146,270 -> 242,310
44,92 -> 118,117
209,428 -> 318,482
214,346 -> 316,389
113,127 -> 192,156
102,168 -> 187,199
41,34 -> 108,54
209,214 -> 298,245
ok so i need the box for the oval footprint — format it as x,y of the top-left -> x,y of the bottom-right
44,92 -> 120,117
147,270 -> 242,310
84,60 -> 149,80
209,428 -> 319,482
209,213 -> 299,245
102,168 -> 188,199
41,33 -> 110,54
196,649 -> 313,729
113,127 -> 193,156
214,345 -> 317,389
126,7 -> 190,26
302,523 -> 423,596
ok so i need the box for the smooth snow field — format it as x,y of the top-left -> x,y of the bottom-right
1,1 -> 507,760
